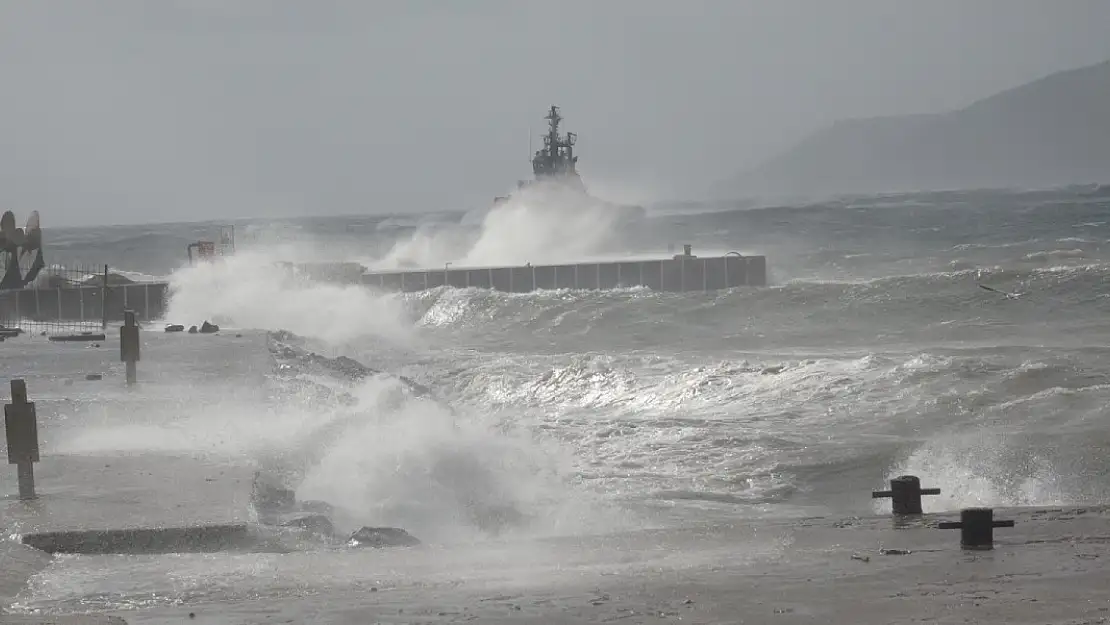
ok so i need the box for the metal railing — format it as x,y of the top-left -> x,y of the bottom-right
0,263 -> 167,336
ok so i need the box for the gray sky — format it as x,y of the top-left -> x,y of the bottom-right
2,0 -> 1109,226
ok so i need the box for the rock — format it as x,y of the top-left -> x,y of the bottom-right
199,321 -> 220,334
299,500 -> 336,516
187,325 -> 198,334
250,472 -> 296,515
85,373 -> 102,381
280,514 -> 334,537
165,324 -> 185,333
347,526 -> 421,548
268,329 -> 304,343
761,365 -> 786,375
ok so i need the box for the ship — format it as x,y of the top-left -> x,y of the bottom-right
490,106 -> 647,223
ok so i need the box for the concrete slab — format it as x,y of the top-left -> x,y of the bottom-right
0,541 -> 51,608
0,453 -> 254,555
20,525 -> 250,556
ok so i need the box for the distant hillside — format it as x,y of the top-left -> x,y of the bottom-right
725,60 -> 1110,196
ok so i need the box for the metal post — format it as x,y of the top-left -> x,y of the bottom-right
120,310 -> 141,386
102,264 -> 109,330
17,462 -> 34,499
872,475 -> 940,515
938,508 -> 1015,550
5,379 -> 40,500
531,265 -> 536,291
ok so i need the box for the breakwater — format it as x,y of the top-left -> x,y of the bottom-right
0,251 -> 767,326
364,250 -> 767,293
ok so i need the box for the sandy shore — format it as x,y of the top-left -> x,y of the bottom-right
87,504 -> 1110,624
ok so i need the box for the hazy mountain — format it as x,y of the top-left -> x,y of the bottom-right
724,60 -> 1110,197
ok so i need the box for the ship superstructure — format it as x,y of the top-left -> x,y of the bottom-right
495,105 -> 593,204
530,105 -> 585,189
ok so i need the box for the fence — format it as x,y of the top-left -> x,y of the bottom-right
0,263 -> 168,337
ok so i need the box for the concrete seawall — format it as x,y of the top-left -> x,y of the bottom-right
365,253 -> 767,293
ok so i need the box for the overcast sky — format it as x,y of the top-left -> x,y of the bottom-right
2,0 -> 1109,227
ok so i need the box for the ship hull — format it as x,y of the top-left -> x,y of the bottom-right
490,178 -> 645,221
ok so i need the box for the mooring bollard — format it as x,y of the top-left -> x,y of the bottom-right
938,507 -> 1015,550
120,309 -> 141,385
871,475 -> 941,515
4,379 -> 40,500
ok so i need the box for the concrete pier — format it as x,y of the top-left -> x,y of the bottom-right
101,504 -> 1110,625
0,454 -> 255,555
366,252 -> 767,294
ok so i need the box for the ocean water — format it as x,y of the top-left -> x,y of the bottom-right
8,184 -> 1110,615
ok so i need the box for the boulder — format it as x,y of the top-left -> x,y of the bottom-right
199,321 -> 220,334
250,472 -> 296,515
347,526 -> 421,548
299,500 -> 336,516
279,514 -> 335,537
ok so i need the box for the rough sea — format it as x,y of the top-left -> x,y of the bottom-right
8,184 -> 1110,617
